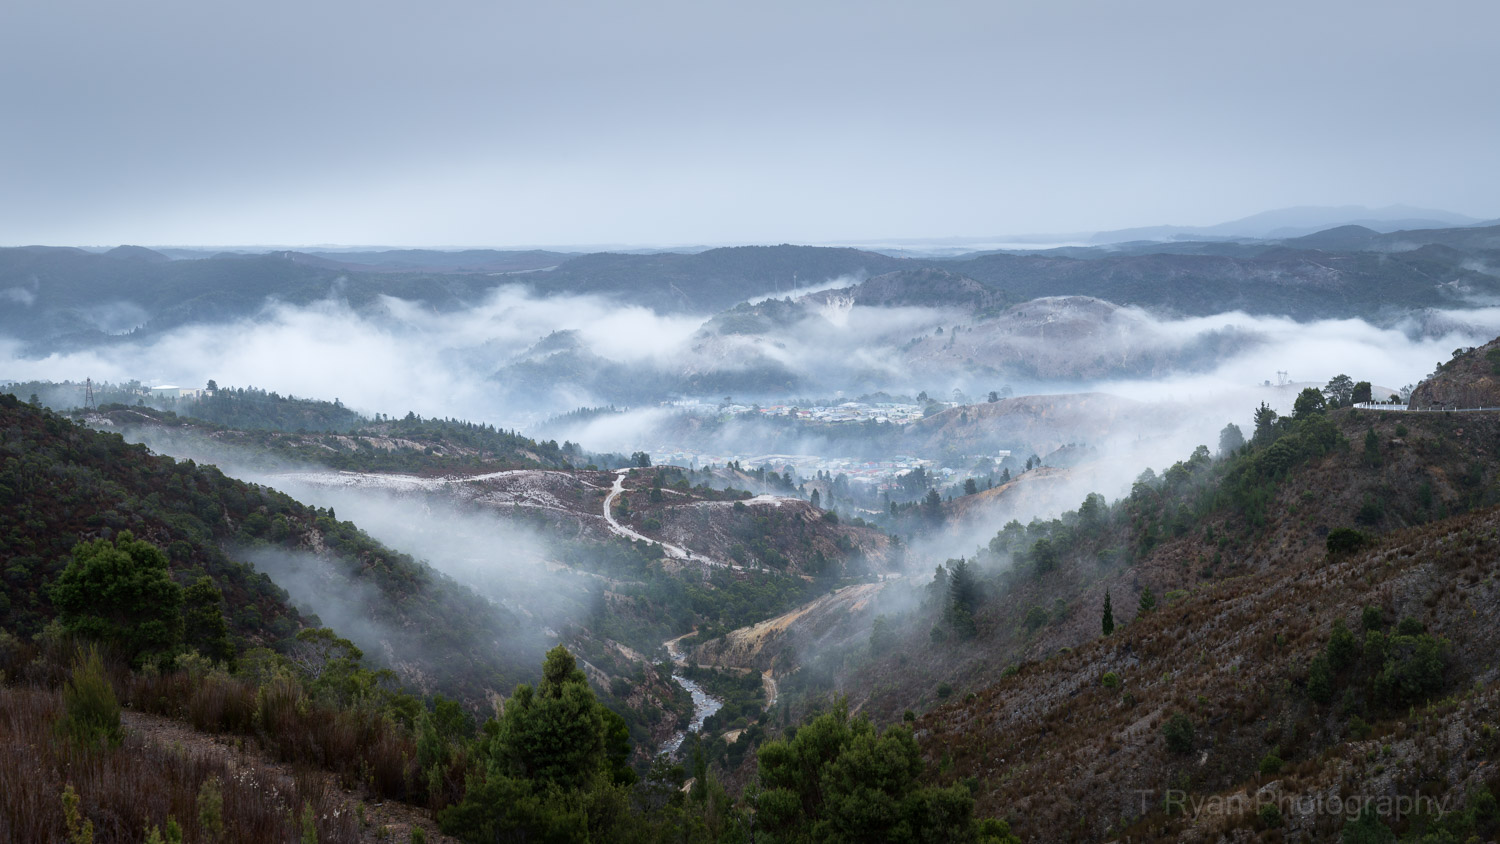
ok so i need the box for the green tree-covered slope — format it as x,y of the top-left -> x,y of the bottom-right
0,393 -> 536,699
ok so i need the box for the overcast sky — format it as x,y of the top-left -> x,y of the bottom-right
3,0 -> 1496,247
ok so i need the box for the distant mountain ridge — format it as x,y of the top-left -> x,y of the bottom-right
1088,203 -> 1482,243
4,215 -> 1500,358
519,244 -> 910,313
943,242 -> 1500,319
302,248 -> 574,274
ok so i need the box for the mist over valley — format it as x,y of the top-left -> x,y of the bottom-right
5,0 -> 1500,837
11,220 -> 1500,844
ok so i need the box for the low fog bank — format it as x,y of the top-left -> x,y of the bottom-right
5,280 -> 1498,439
743,274 -> 867,305
539,305 -> 1500,458
239,546 -> 414,661
0,285 -> 706,427
11,283 -> 1500,571
901,402 -> 1225,564
264,476 -> 585,632
114,426 -> 594,652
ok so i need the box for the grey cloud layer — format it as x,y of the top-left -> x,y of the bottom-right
3,0 -> 1496,245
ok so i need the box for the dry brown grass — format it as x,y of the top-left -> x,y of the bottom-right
2,637 -> 424,808
0,684 -> 362,843
121,669 -> 418,802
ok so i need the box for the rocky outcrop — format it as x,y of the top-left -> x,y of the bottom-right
1408,335 -> 1500,409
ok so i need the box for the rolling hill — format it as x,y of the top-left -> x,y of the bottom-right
720,356 -> 1500,841
0,394 -> 538,702
8,224 -> 1499,362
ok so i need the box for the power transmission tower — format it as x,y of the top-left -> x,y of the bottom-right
84,378 -> 96,413
1276,371 -> 1288,387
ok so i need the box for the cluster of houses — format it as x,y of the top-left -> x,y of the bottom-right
651,450 -> 942,491
668,399 -> 937,426
748,402 -> 932,425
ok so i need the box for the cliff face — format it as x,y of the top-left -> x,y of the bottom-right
1408,336 -> 1500,409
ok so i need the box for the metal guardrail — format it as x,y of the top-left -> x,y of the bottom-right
1352,402 -> 1500,412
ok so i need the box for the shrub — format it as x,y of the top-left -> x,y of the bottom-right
298,802 -> 316,844
1307,654 -> 1334,704
1023,605 -> 1049,632
1162,713 -> 1195,754
48,533 -> 184,665
1327,619 -> 1360,671
1137,587 -> 1157,615
197,777 -> 224,844
256,674 -> 306,736
1342,805 -> 1396,843
62,783 -> 93,844
1396,617 -> 1425,636
1101,672 -> 1120,689
752,704 -> 995,843
1348,715 -> 1372,739
1327,527 -> 1369,557
1259,746 -> 1284,775
57,646 -> 122,750
936,682 -> 953,700
1370,633 -> 1447,707
188,672 -> 256,734
948,607 -> 977,640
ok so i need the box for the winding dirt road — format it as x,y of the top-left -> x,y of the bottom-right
602,468 -> 740,569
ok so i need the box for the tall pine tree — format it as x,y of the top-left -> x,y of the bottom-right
1137,586 -> 1157,615
947,558 -> 980,639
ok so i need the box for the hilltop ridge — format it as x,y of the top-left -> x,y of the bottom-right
1409,339 -> 1500,409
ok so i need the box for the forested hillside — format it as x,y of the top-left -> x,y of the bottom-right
757,385 -> 1500,841
0,389 -> 1012,842
523,245 -> 910,313
93,402 -> 578,474
946,245 -> 1500,320
11,379 -> 583,469
15,390 -> 910,756
0,394 -> 538,700
0,246 -> 504,349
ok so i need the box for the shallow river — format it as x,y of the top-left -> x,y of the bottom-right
659,638 -> 724,756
